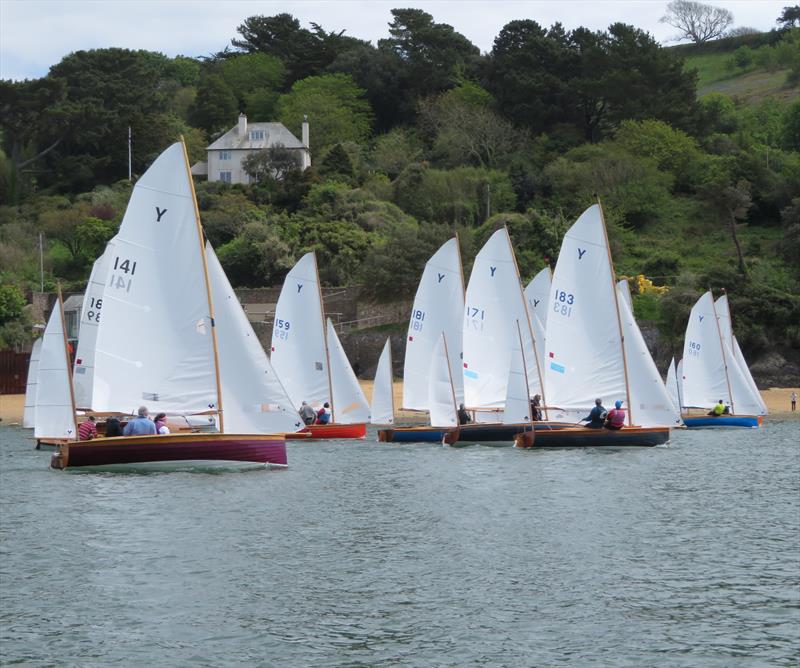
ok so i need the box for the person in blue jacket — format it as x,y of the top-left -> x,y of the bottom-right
581,398 -> 608,428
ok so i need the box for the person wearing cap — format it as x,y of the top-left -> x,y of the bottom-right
581,398 -> 607,428
605,400 -> 626,430
299,401 -> 316,425
123,406 -> 157,436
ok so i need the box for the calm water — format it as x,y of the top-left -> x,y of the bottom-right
1,422 -> 798,667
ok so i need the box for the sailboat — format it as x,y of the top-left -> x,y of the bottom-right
529,203 -> 671,447
370,338 -> 395,425
51,140 -> 289,471
677,291 -> 764,428
22,338 -> 42,429
402,237 -> 465,412
378,332 -> 462,443
666,357 -> 684,415
270,252 -> 369,439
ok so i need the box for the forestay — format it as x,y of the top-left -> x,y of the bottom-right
403,238 -> 465,410
463,228 -> 542,409
617,284 -> 682,426
524,267 -> 551,375
428,333 -> 458,428
370,338 -> 394,424
502,321 -> 532,425
271,252 -> 330,410
207,245 -> 302,434
22,338 -> 42,428
326,319 -> 370,424
92,143 -> 217,415
35,300 -> 77,440
545,205 -> 628,414
73,244 -> 113,409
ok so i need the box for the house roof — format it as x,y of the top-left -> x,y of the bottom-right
207,122 -> 305,151
63,295 -> 84,311
190,161 -> 208,176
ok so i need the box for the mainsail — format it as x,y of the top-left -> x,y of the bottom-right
545,205 -> 629,418
206,244 -> 301,434
402,238 -> 465,410
22,338 -> 42,428
502,321 -> 532,425
370,338 -> 395,424
73,244 -> 113,409
271,252 -> 330,410
35,296 -> 77,441
666,357 -> 683,413
92,142 -> 218,415
463,228 -> 543,409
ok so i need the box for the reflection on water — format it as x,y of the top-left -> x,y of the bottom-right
1,421 -> 798,666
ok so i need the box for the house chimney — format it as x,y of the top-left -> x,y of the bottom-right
238,113 -> 247,138
301,114 -> 311,169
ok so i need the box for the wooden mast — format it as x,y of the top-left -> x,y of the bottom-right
506,226 -> 549,420
388,339 -> 396,420
710,289 -> 735,414
313,252 -> 336,422
515,319 -> 534,430
440,332 -> 459,423
57,285 -> 79,440
181,137 -> 225,432
597,200 -> 634,426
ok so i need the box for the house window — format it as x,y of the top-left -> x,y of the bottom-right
219,150 -> 231,161
219,171 -> 232,183
250,130 -> 265,140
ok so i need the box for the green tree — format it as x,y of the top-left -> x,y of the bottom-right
216,221 -> 295,287
219,53 -> 285,118
699,177 -> 752,276
660,0 -> 734,43
277,73 -> 372,155
188,74 -> 238,134
241,144 -> 302,182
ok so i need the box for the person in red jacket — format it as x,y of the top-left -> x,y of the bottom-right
605,401 -> 626,430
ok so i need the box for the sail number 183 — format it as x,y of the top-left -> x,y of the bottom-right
553,290 -> 575,318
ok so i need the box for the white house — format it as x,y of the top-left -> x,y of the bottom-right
192,114 -> 310,184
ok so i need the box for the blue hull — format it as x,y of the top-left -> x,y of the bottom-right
683,415 -> 762,429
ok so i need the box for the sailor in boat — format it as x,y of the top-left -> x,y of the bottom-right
605,401 -> 626,430
154,413 -> 170,434
78,416 -> 98,440
707,399 -> 730,417
581,398 -> 608,428
105,417 -> 124,437
123,406 -> 157,436
530,394 -> 543,421
458,403 -> 471,425
299,401 -> 317,425
316,402 -> 332,424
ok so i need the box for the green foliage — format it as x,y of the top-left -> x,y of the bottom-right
370,129 -> 423,178
0,283 -> 25,324
318,144 -> 357,185
219,53 -> 286,118
277,73 -> 372,155
188,74 -> 238,134
216,221 -> 295,288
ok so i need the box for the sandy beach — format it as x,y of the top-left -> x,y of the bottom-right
2,385 -> 798,426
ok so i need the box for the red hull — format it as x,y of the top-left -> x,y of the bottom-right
287,423 -> 367,440
52,433 -> 287,470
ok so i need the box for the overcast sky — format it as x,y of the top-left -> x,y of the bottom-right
0,0 -> 788,81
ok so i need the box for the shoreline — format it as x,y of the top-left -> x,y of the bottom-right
2,385 -> 798,426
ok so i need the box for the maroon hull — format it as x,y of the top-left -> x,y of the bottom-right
52,433 -> 287,470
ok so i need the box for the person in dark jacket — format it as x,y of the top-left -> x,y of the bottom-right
105,417 -> 124,437
581,398 -> 607,428
457,403 -> 471,425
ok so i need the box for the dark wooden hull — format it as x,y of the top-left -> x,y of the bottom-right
287,423 -> 367,440
377,421 -> 574,444
526,426 -> 670,448
51,433 -> 287,471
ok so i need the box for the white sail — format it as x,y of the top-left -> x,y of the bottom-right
206,244 -> 302,434
370,338 -> 394,424
524,267 -> 551,374
73,244 -> 113,409
428,333 -> 458,428
666,357 -> 682,412
22,338 -> 42,428
545,205 -> 628,415
724,336 -> 765,415
733,335 -> 767,414
617,284 -> 682,426
270,252 -> 329,410
403,238 -> 465,410
326,319 -> 370,424
681,291 -> 730,409
617,278 -> 633,312
502,321 -> 532,425
716,295 -> 766,414
463,228 -> 542,409
92,142 -> 218,415
35,300 -> 77,440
